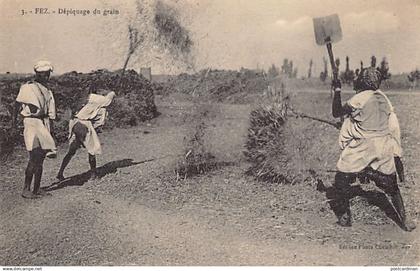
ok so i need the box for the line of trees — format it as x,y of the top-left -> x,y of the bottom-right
317,55 -> 391,85
266,55 -> 394,84
267,58 -> 298,79
281,59 -> 298,78
408,69 -> 420,88
265,56 -> 420,91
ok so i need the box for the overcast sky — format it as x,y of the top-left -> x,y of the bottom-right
1,0 -> 420,75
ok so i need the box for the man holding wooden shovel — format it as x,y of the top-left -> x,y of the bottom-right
314,14 -> 415,231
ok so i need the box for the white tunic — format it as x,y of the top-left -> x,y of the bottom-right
16,82 -> 56,152
68,92 -> 115,155
337,90 -> 398,175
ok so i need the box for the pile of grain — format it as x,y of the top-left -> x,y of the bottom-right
164,68 -> 268,102
243,102 -> 292,183
244,86 -> 338,184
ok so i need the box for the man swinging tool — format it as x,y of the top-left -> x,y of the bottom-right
313,14 -> 414,231
329,68 -> 415,231
56,89 -> 116,181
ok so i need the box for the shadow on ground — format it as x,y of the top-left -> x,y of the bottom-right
43,158 -> 152,192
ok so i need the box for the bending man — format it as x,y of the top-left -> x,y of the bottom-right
56,90 -> 116,180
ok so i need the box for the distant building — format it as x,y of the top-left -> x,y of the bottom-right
140,67 -> 152,81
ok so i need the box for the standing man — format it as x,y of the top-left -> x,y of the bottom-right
12,61 -> 57,199
56,89 -> 116,180
328,67 -> 415,231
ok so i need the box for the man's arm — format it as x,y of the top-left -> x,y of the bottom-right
11,102 -> 43,125
49,119 -> 54,137
12,102 -> 45,127
48,93 -> 56,137
28,104 -> 45,118
332,79 -> 352,118
48,92 -> 56,120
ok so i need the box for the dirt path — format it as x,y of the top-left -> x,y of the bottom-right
0,188 -> 405,266
1,96 -> 419,266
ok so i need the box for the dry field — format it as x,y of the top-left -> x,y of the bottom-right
0,89 -> 419,265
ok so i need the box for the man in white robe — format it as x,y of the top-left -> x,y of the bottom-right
328,67 -> 414,231
56,90 -> 115,180
12,60 -> 57,198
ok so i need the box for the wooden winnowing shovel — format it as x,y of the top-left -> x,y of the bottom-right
313,14 -> 344,123
313,14 -> 342,93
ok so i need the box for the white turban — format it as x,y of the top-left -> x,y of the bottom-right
34,60 -> 54,72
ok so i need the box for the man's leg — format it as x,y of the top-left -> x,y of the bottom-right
88,154 -> 97,179
56,141 -> 80,180
365,168 -> 415,231
394,156 -> 405,183
32,148 -> 46,196
329,172 -> 356,227
22,151 -> 37,198
382,175 -> 412,231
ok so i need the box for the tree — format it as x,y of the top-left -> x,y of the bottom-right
308,59 -> 313,78
320,57 -> 328,83
355,69 -> 360,77
122,25 -> 144,75
360,61 -> 364,71
377,57 -> 391,81
281,59 -> 289,75
371,55 -> 377,68
281,58 -> 295,78
408,69 -> 420,89
289,61 -> 294,78
97,1 -> 156,71
335,58 -> 340,71
267,64 -> 279,78
341,56 -> 355,85
292,67 -> 298,78
345,56 -> 349,72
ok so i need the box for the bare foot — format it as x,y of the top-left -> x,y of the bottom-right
89,170 -> 99,180
21,190 -> 41,199
403,221 -> 416,232
90,174 -> 99,180
34,188 -> 51,197
337,213 -> 352,227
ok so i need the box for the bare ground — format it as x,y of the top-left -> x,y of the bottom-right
0,93 -> 419,266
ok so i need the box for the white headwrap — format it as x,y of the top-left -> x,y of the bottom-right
34,60 -> 54,72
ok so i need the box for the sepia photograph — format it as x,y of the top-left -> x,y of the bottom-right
0,0 -> 419,268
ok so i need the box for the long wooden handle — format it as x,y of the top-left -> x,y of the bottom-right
326,41 -> 344,122
326,42 -> 338,80
299,114 -> 340,129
